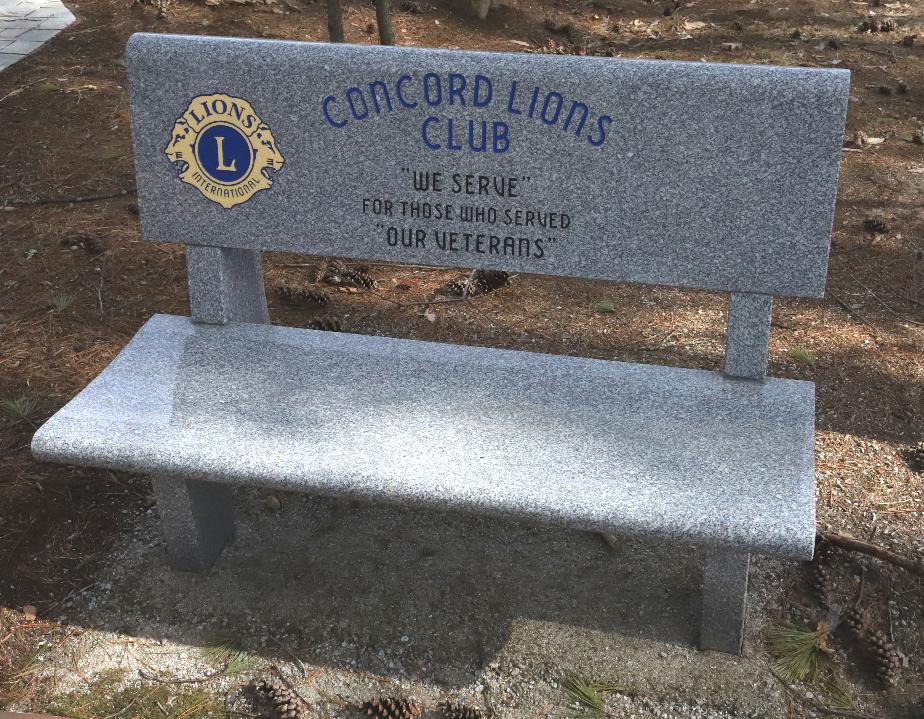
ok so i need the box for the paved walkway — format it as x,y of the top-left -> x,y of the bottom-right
0,0 -> 74,71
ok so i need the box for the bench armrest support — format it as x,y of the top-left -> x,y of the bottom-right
725,293 -> 773,379
187,245 -> 269,325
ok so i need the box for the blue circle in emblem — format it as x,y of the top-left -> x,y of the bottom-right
196,123 -> 253,184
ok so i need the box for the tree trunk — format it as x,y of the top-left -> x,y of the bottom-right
327,0 -> 345,42
375,0 -> 395,45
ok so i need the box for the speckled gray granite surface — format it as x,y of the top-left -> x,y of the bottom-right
186,245 -> 269,324
32,314 -> 817,559
126,34 -> 849,298
724,293 -> 773,379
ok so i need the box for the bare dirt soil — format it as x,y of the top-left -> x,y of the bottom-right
0,0 -> 922,716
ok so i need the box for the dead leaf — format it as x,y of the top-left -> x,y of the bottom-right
22,605 -> 37,621
722,42 -> 743,50
423,309 -> 437,323
597,532 -> 623,553
683,20 -> 707,30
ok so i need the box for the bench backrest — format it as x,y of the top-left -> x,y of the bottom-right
126,33 -> 850,379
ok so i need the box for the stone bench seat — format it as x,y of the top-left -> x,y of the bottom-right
32,313 -> 816,560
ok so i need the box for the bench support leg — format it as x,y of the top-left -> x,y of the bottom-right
700,550 -> 750,654
152,476 -> 235,572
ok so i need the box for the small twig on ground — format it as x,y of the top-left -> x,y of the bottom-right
855,566 -> 867,606
269,635 -> 306,678
85,265 -> 105,318
100,686 -> 163,719
851,277 -> 924,326
397,296 -> 471,307
887,588 -> 896,643
818,531 -> 924,577
0,77 -> 49,104
466,302 -> 528,338
462,268 -> 478,300
859,45 -> 897,62
770,668 -> 877,719
771,320 -> 795,330
366,261 -> 443,270
637,327 -> 680,351
2,188 -> 136,207
138,668 -> 227,685
827,291 -> 881,336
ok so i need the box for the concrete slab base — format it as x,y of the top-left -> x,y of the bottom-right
0,0 -> 74,70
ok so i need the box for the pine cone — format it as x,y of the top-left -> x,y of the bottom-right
342,268 -> 378,290
359,697 -> 422,719
440,700 -> 484,719
864,628 -> 902,686
253,679 -> 305,719
863,217 -> 889,234
840,608 -> 903,686
275,285 -> 331,307
810,563 -> 833,610
445,278 -> 471,297
842,605 -> 864,634
474,269 -> 510,293
324,262 -> 377,290
904,440 -> 924,473
445,270 -> 510,297
306,318 -> 343,332
814,536 -> 836,563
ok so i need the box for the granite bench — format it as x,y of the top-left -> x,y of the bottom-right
32,33 -> 850,655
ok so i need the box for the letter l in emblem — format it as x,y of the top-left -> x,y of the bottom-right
214,135 -> 237,171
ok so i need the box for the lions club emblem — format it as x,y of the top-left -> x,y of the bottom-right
164,93 -> 284,209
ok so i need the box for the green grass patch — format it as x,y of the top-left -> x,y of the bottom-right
201,631 -> 259,675
561,676 -> 622,717
766,623 -> 823,683
1,396 -> 37,422
787,347 -> 816,366
766,623 -> 853,710
34,82 -> 62,94
51,294 -> 73,313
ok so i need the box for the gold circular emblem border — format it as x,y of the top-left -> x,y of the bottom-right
165,93 -> 284,209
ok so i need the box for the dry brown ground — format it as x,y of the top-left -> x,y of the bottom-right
0,0 -> 922,713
